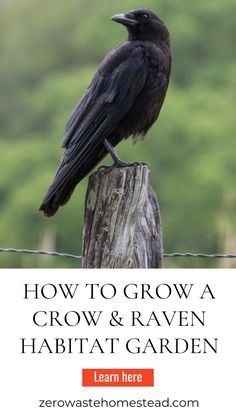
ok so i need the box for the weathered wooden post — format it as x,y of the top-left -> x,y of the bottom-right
82,164 -> 163,268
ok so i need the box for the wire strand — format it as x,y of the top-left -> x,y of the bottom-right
0,248 -> 82,260
0,247 -> 236,260
164,252 -> 236,258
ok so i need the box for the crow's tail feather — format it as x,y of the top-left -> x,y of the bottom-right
39,143 -> 111,217
39,181 -> 77,217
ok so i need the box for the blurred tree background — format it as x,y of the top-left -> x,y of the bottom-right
0,0 -> 235,268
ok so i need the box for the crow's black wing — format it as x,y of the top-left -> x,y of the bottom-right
61,75 -> 105,149
62,46 -> 147,150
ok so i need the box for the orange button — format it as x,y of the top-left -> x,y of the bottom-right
82,368 -> 154,387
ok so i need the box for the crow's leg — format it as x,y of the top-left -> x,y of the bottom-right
103,139 -> 135,167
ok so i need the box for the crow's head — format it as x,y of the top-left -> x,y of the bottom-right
111,9 -> 170,43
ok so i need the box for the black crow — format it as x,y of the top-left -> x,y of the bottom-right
40,9 -> 171,217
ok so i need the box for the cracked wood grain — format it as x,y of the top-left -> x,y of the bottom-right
82,164 -> 163,268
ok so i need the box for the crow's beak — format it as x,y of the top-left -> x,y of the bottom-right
111,13 -> 137,27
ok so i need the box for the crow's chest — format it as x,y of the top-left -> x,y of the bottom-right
112,45 -> 170,140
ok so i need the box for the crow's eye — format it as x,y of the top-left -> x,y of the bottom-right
143,13 -> 149,19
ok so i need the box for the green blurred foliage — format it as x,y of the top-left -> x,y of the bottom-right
0,0 -> 235,268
